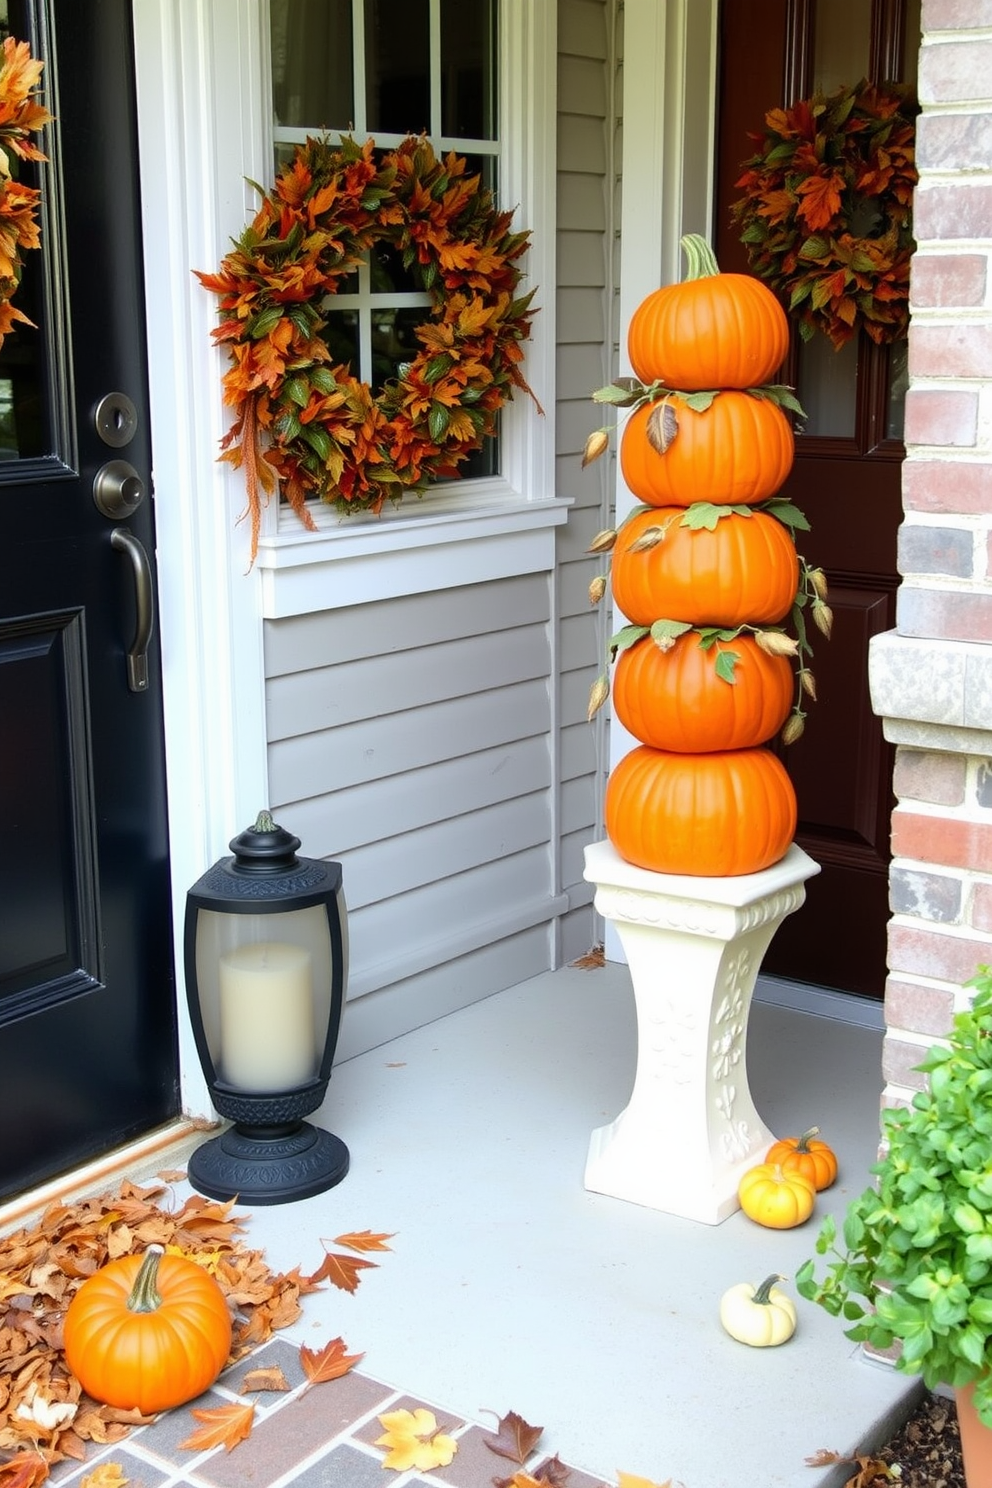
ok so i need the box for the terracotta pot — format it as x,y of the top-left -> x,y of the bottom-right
956,1383 -> 992,1486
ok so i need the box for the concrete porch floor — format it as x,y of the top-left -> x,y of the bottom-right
50,963 -> 922,1488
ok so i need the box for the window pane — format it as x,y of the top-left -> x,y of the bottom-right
440,0 -> 496,139
796,335 -> 858,438
322,309 -> 360,370
271,0 -> 354,130
372,307 -> 425,385
371,241 -> 424,294
812,0 -> 870,94
365,0 -> 430,135
887,340 -> 908,441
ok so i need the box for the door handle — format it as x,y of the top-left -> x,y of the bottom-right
110,527 -> 154,692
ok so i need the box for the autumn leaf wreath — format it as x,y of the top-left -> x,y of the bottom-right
732,78 -> 917,350
197,135 -> 540,564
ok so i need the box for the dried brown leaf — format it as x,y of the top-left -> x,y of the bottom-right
332,1231 -> 395,1254
0,1454 -> 49,1488
482,1408 -> 544,1464
646,399 -> 679,455
299,1337 -> 364,1387
571,945 -> 605,969
239,1365 -> 289,1394
179,1401 -> 255,1453
306,1251 -> 377,1293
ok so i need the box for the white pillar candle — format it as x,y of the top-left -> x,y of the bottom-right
218,940 -> 315,1090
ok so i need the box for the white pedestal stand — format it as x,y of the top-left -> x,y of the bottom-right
583,839 -> 820,1224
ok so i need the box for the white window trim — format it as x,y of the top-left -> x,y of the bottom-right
252,0 -> 561,613
131,0 -> 557,1115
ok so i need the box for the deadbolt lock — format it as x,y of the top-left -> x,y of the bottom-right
94,392 -> 139,448
93,459 -> 145,520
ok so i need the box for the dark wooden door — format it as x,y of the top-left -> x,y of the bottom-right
0,0 -> 179,1199
714,0 -> 919,998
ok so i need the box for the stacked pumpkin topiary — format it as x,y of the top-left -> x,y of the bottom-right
586,235 -> 831,878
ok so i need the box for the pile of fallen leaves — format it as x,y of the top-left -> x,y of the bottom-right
0,1177 -> 390,1484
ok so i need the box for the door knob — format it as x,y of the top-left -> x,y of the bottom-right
111,527 -> 154,692
94,459 -> 145,519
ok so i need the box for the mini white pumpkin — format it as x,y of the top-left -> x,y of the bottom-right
719,1274 -> 797,1347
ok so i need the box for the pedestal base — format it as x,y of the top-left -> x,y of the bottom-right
583,840 -> 820,1224
187,1122 -> 350,1205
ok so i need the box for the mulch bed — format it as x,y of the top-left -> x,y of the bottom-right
869,1390 -> 964,1488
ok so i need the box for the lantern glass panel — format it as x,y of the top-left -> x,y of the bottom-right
194,905 -> 334,1092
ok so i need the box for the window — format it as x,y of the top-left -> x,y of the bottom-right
253,1 -> 557,612
269,0 -> 502,486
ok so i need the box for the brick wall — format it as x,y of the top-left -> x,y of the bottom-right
871,0 -> 992,1105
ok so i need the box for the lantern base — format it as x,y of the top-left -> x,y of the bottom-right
187,1121 -> 349,1205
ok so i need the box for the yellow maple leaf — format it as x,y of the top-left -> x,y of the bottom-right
616,1474 -> 674,1488
80,1466 -> 129,1488
375,1408 -> 458,1472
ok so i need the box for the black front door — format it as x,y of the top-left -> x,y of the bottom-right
0,0 -> 179,1199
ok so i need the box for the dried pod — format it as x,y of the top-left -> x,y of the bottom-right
808,566 -> 829,601
781,712 -> 805,745
628,525 -> 665,553
587,528 -> 618,554
754,629 -> 799,658
800,670 -> 817,700
587,674 -> 610,721
582,429 -> 610,468
588,574 -> 608,605
812,600 -> 834,639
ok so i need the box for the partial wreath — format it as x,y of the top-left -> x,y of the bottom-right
731,79 -> 917,349
197,135 -> 539,562
0,37 -> 52,350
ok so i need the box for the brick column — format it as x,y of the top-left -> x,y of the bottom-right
869,0 -> 992,1105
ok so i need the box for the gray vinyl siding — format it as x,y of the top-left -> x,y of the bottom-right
555,0 -> 618,961
261,2 -> 618,1052
264,577 -> 563,1058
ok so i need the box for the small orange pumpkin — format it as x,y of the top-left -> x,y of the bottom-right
765,1127 -> 838,1191
627,233 -> 789,391
620,394 -> 794,508
604,744 -> 797,878
612,633 -> 793,753
738,1163 -> 816,1229
63,1246 -> 232,1414
609,507 -> 799,629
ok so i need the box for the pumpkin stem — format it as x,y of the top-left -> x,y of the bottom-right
752,1274 -> 785,1306
680,233 -> 720,282
126,1245 -> 165,1313
795,1126 -> 820,1152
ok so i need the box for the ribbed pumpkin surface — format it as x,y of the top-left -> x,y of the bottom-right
627,271 -> 788,391
613,633 -> 793,752
610,507 -> 798,628
620,394 -> 794,508
605,745 -> 797,877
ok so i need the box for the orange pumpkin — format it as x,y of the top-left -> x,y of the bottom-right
627,233 -> 789,391
604,745 -> 797,877
612,633 -> 793,753
765,1127 -> 838,1191
610,507 -> 799,629
63,1246 -> 232,1414
738,1163 -> 816,1229
620,394 -> 794,508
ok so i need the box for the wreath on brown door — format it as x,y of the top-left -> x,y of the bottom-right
197,134 -> 539,563
731,78 -> 917,349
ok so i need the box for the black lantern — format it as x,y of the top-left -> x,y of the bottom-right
183,810 -> 349,1204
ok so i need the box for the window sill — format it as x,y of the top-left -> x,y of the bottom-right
255,492 -> 571,619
